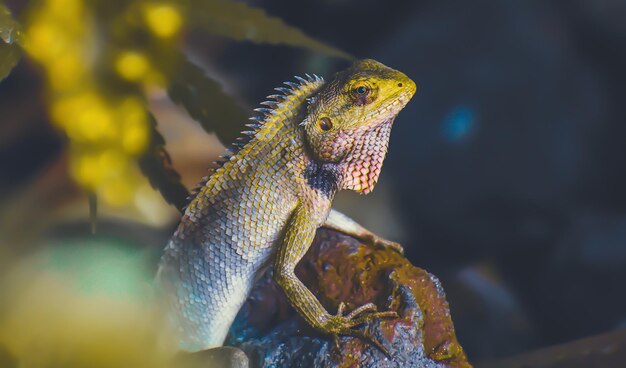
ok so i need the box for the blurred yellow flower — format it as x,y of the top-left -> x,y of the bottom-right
119,97 -> 149,154
47,0 -> 83,17
100,173 -> 136,207
116,51 -> 150,82
143,4 -> 182,39
19,0 -> 183,209
52,92 -> 117,142
23,22 -> 62,61
48,51 -> 87,89
22,0 -> 158,209
70,151 -> 104,188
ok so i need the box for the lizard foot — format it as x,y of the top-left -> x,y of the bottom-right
326,302 -> 398,358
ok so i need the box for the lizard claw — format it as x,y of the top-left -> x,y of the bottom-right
325,302 -> 398,358
345,329 -> 393,359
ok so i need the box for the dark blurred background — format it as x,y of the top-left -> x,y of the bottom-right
2,0 -> 626,364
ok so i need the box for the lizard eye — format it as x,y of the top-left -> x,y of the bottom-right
352,84 -> 369,96
318,117 -> 333,131
350,82 -> 374,106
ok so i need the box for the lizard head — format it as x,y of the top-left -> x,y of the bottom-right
303,59 -> 416,194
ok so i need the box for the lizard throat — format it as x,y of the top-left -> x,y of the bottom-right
303,161 -> 341,198
341,119 -> 393,194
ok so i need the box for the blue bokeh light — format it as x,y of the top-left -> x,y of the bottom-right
441,105 -> 476,142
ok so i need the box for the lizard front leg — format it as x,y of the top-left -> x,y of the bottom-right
324,209 -> 404,254
273,204 -> 398,354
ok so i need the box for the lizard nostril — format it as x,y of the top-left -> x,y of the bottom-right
397,83 -> 403,87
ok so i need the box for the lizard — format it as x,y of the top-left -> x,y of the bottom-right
157,59 -> 416,355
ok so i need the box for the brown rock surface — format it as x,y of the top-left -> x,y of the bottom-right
227,228 -> 471,367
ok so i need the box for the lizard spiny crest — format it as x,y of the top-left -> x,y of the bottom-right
187,74 -> 325,201
227,73 -> 323,156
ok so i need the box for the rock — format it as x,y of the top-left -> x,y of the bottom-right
227,229 -> 471,367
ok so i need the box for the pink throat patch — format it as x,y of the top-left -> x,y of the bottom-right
341,121 -> 393,194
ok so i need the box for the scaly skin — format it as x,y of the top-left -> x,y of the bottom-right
157,59 -> 416,354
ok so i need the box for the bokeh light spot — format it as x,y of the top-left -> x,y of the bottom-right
115,51 -> 149,81
441,104 -> 476,142
144,4 -> 182,38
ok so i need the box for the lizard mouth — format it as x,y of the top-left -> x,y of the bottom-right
374,90 -> 414,119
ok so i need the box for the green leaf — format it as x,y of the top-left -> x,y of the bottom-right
138,113 -> 190,213
166,55 -> 249,144
0,3 -> 21,44
186,0 -> 351,60
0,3 -> 22,82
